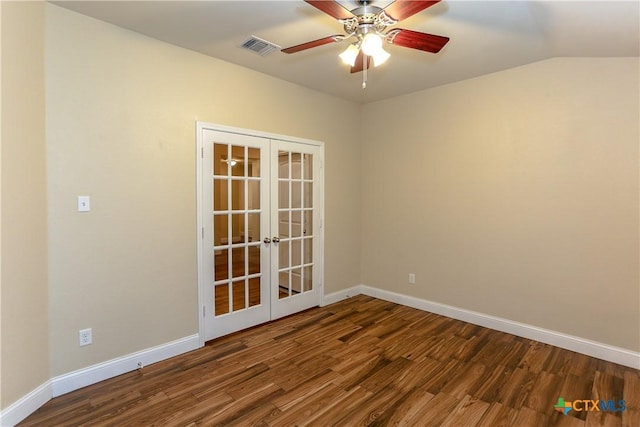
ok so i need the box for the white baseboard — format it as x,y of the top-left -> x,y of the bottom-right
52,334 -> 201,397
358,285 -> 639,369
322,285 -> 363,306
0,381 -> 52,427
0,334 -> 201,427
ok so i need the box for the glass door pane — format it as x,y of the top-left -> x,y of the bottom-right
277,150 -> 311,300
213,143 -> 263,315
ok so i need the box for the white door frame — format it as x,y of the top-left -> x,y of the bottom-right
196,121 -> 324,346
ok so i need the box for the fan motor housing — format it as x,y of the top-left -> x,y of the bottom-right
342,5 -> 396,35
351,6 -> 382,21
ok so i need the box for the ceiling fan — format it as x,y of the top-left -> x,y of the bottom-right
282,0 -> 450,74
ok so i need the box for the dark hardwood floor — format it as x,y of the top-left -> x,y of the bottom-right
19,295 -> 639,426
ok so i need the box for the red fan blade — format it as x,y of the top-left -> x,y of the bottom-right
384,0 -> 440,21
281,35 -> 341,54
387,28 -> 449,53
350,51 -> 371,74
305,1 -> 355,20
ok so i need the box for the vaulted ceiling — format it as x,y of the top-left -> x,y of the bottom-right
52,1 -> 639,104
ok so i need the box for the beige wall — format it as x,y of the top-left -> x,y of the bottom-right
361,58 -> 640,351
1,1 -> 50,408
45,4 -> 361,376
2,0 -> 638,415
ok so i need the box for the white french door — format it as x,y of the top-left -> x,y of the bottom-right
201,130 -> 270,339
198,124 -> 323,342
270,140 -> 322,320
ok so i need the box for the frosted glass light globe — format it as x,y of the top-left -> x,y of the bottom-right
361,33 -> 382,56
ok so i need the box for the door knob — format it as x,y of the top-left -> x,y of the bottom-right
272,237 -> 280,243
263,237 -> 271,244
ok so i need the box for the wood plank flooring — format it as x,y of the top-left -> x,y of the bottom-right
19,295 -> 640,426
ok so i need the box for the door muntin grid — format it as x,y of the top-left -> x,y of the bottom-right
277,151 -> 314,299
213,143 -> 262,315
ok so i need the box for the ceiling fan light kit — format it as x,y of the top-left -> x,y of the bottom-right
282,0 -> 450,87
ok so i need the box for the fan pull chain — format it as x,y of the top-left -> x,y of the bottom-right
362,54 -> 367,89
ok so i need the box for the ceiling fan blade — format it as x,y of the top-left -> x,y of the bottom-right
281,35 -> 342,54
350,51 -> 371,74
387,28 -> 449,53
384,0 -> 441,21
305,0 -> 355,20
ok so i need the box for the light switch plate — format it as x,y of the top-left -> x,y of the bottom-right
78,196 -> 91,212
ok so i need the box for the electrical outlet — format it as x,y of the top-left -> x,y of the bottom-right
79,328 -> 92,346
408,273 -> 416,285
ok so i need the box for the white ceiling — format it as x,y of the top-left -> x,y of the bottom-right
51,0 -> 639,104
